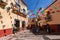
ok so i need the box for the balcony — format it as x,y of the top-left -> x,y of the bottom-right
13,9 -> 27,18
0,0 -> 7,8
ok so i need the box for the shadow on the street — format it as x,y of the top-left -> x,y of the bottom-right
30,30 -> 60,35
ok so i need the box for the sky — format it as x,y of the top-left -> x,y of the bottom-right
23,0 -> 56,18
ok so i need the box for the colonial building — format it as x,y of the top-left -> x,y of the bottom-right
0,0 -> 28,37
46,0 -> 60,32
39,0 -> 60,32
28,0 -> 60,32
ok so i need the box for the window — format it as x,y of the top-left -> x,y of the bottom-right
23,9 -> 26,12
2,0 -> 7,2
57,24 -> 60,30
14,19 -> 20,27
22,21 -> 25,28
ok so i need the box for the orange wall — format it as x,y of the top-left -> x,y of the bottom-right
47,0 -> 60,24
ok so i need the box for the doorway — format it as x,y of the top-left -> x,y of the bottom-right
13,19 -> 20,33
22,21 -> 25,30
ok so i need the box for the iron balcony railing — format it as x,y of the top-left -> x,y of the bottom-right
13,8 -> 27,18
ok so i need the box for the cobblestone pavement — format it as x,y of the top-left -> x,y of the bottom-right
0,30 -> 60,40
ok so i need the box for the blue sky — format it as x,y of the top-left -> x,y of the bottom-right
23,0 -> 56,18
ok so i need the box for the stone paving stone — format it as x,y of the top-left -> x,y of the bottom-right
45,35 -> 60,40
10,37 -> 17,40
0,30 -> 45,40
1,30 -> 60,40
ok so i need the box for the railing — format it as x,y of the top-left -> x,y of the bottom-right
13,9 -> 27,18
0,0 -> 27,18
0,1 -> 7,8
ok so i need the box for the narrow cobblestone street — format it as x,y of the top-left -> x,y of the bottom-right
0,30 -> 60,40
0,0 -> 60,40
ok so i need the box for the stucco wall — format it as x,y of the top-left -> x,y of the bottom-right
0,0 -> 28,30
47,0 -> 60,24
0,8 -> 28,30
